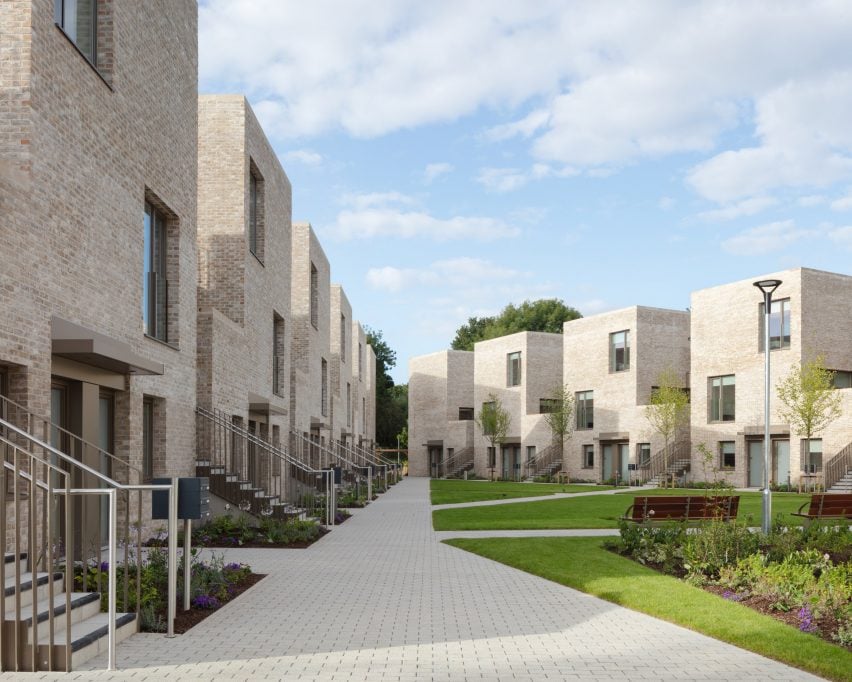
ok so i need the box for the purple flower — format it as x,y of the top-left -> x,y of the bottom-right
192,594 -> 221,610
99,562 -> 109,572
798,607 -> 817,633
721,590 -> 742,602
224,562 -> 241,571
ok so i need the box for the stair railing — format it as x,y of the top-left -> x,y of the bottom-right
292,431 -> 372,506
526,442 -> 561,479
336,440 -> 388,490
825,441 -> 852,492
0,417 -> 177,672
642,440 -> 691,484
196,408 -> 333,524
441,447 -> 474,478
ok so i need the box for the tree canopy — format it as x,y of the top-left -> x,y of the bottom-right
776,355 -> 842,449
450,299 -> 582,350
365,327 -> 407,447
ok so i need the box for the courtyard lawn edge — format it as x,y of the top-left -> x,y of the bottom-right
429,479 -> 613,505
444,536 -> 852,682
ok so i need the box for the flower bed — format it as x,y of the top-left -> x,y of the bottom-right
611,520 -> 852,649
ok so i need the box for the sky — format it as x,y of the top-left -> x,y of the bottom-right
198,0 -> 852,385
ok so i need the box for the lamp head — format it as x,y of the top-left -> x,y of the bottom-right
753,279 -> 782,295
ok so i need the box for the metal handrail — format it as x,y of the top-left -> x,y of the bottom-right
0,394 -> 142,478
442,446 -> 474,477
642,440 -> 691,482
825,441 -> 852,491
526,442 -> 561,478
0,415 -> 179,671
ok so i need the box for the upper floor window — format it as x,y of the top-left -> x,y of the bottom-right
340,314 -> 346,361
273,313 -> 285,397
310,263 -> 319,328
507,351 -> 522,386
359,342 -> 363,379
248,162 -> 265,262
346,382 -> 352,427
759,298 -> 790,350
832,370 -> 852,389
458,407 -> 474,421
321,358 -> 328,417
708,375 -> 735,422
539,398 -> 560,414
55,0 -> 97,64
143,202 -> 168,342
575,391 -> 593,430
609,330 -> 630,372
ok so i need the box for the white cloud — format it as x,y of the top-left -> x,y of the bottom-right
366,257 -> 526,293
697,196 -> 778,222
330,192 -> 519,241
658,196 -> 675,211
798,195 -> 826,207
476,167 -> 529,192
828,226 -> 852,249
423,162 -> 453,184
831,190 -> 852,211
485,108 -> 550,142
576,299 -> 611,315
282,149 -> 323,166
721,220 -> 817,256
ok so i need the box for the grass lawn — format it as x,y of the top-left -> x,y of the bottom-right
430,479 -> 612,505
432,488 -> 810,530
446,536 -> 851,681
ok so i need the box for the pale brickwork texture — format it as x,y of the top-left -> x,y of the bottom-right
467,333 -> 562,479
365,344 -> 377,446
408,350 -> 474,477
691,268 -> 852,487
329,285 -> 353,442
561,307 -> 690,482
0,0 -> 199,540
196,95 -> 291,438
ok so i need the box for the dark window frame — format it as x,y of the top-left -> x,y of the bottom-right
310,263 -> 319,329
759,298 -> 791,351
143,201 -> 169,343
720,441 -> 736,470
458,407 -> 474,421
507,351 -> 522,387
609,329 -> 630,372
582,444 -> 594,469
575,390 -> 594,430
708,374 -> 735,422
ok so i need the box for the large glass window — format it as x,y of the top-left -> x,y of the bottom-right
709,375 -> 735,422
803,439 -> 823,474
609,330 -> 630,372
720,441 -> 736,469
346,383 -> 352,427
832,370 -> 852,389
507,351 -> 522,386
55,0 -> 97,64
273,314 -> 285,396
143,202 -> 168,341
142,397 -> 154,482
582,444 -> 594,468
458,407 -> 474,421
340,314 -> 346,362
321,358 -> 328,417
759,298 -> 791,350
576,391 -> 593,430
637,443 -> 651,467
539,398 -> 559,414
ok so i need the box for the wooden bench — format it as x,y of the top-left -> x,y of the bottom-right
622,495 -> 740,523
791,493 -> 852,526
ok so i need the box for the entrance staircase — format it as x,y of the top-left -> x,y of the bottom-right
640,440 -> 691,487
442,447 -> 474,478
826,442 -> 852,492
526,443 -> 562,480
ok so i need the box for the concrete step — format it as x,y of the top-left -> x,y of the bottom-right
4,573 -> 65,611
36,611 -> 137,671
6,591 -> 101,632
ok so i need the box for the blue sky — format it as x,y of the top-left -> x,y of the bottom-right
199,1 -> 852,385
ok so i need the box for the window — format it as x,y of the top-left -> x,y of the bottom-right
582,444 -> 594,468
720,441 -> 736,469
575,391 -> 593,430
143,202 -> 169,342
346,382 -> 351,427
708,375 -> 735,422
759,298 -> 791,350
539,398 -> 560,414
273,313 -> 285,397
609,330 -> 630,372
248,162 -> 265,262
310,263 -> 319,328
55,0 -> 97,64
637,443 -> 651,467
362,397 -> 366,431
507,351 -> 522,386
340,314 -> 346,361
359,342 -> 363,379
487,447 -> 496,468
458,407 -> 474,421
481,401 -> 496,435
832,370 -> 852,389
527,445 -> 536,462
802,439 -> 823,474
321,358 -> 328,417
446,447 -> 454,460
142,397 -> 154,482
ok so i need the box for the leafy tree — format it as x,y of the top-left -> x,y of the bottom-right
364,327 -> 407,447
450,299 -> 581,350
644,368 -> 690,488
775,355 -> 842,473
542,384 -> 574,471
475,393 -> 511,478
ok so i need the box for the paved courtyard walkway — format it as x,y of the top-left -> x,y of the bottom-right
67,478 -> 819,681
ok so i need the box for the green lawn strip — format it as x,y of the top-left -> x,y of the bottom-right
432,489 -> 809,530
445,537 -> 851,681
429,479 -> 612,505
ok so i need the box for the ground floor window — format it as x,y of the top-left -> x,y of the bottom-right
637,443 -> 650,467
802,439 -> 822,473
720,441 -> 736,469
582,444 -> 594,468
487,446 -> 496,469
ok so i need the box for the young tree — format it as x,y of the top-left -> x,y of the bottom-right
644,368 -> 690,488
542,384 -> 574,474
776,355 -> 842,474
475,393 -> 511,480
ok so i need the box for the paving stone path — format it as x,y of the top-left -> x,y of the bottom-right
67,477 -> 820,681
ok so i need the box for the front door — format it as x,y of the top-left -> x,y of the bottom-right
602,443 -> 629,483
748,441 -> 764,488
774,439 -> 790,487
429,446 -> 443,478
501,445 -> 520,481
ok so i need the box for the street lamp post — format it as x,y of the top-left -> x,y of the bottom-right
754,278 -> 782,535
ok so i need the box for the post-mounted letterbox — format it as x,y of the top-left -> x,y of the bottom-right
152,477 -> 210,520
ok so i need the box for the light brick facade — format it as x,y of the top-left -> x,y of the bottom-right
196,95 -> 291,439
563,307 -> 690,483
330,285 -> 353,443
408,351 -> 475,477
690,268 -> 852,488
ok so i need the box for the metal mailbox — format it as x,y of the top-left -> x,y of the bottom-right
152,477 -> 210,520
